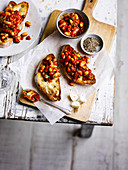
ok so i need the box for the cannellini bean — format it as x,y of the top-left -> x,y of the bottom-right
84,71 -> 89,76
5,21 -> 11,25
72,28 -> 79,35
25,21 -> 32,27
80,22 -> 84,27
69,19 -> 73,25
59,22 -> 67,27
21,32 -> 28,37
17,36 -> 21,40
64,31 -> 71,36
74,13 -> 79,20
80,61 -> 86,67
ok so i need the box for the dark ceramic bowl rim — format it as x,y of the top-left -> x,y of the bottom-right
56,8 -> 90,39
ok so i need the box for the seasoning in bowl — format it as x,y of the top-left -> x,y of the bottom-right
83,37 -> 100,53
81,34 -> 104,55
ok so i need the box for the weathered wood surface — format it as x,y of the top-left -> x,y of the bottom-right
2,1 -> 128,170
0,0 -> 116,125
20,0 -> 116,123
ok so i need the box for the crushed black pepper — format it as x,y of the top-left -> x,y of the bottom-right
83,37 -> 100,52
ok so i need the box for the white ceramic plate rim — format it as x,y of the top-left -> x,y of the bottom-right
0,0 -> 41,57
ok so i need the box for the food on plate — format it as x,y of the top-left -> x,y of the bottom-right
58,12 -> 85,37
36,54 -> 61,101
26,35 -> 31,40
0,1 -> 30,48
60,45 -> 96,86
83,37 -> 100,53
71,101 -> 80,109
0,33 -> 13,48
23,89 -> 40,103
25,21 -> 32,28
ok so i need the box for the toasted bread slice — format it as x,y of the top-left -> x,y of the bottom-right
6,1 -> 17,10
6,1 -> 29,19
60,45 -> 96,85
0,1 -> 29,48
12,1 -> 29,19
6,1 -> 29,29
35,54 -> 61,101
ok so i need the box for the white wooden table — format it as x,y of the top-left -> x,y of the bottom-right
0,0 -> 117,125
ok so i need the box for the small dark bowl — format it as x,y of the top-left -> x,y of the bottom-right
56,8 -> 90,39
81,33 -> 104,55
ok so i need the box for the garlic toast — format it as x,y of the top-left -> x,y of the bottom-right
35,54 -> 61,101
60,45 -> 96,86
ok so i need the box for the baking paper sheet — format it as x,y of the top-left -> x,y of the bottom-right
9,30 -> 114,124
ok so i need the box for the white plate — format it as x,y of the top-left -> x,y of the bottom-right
0,0 -> 41,57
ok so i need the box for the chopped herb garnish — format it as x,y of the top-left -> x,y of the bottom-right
78,57 -> 82,60
45,74 -> 49,78
79,76 -> 83,79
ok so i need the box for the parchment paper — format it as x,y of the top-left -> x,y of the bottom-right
9,30 -> 114,124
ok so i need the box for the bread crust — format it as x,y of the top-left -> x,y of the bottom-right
61,45 -> 96,85
6,1 -> 17,10
35,54 -> 61,101
11,1 -> 29,20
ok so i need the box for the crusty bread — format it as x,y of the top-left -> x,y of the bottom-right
11,1 -> 29,19
35,54 -> 61,101
6,1 -> 17,10
61,45 -> 96,85
0,1 -> 29,48
6,1 -> 29,19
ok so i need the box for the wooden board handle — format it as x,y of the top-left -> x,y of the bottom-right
82,0 -> 98,18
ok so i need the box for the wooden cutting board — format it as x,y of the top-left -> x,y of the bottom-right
20,0 -> 116,122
